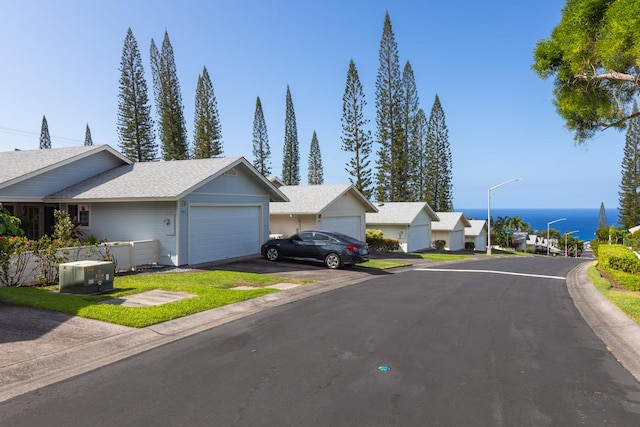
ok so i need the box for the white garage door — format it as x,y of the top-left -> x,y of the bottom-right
449,230 -> 464,251
189,205 -> 260,265
408,224 -> 429,252
322,216 -> 362,240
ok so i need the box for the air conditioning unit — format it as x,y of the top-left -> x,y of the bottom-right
59,260 -> 114,294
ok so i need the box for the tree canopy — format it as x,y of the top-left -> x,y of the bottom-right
252,96 -> 271,176
193,66 -> 223,158
151,31 -> 189,160
117,28 -> 156,162
282,85 -> 300,185
618,101 -> 640,229
307,131 -> 323,185
341,59 -> 373,198
533,0 -> 640,142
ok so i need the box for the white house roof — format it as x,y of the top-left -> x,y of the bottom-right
366,202 -> 439,224
0,145 -> 131,189
432,212 -> 472,231
630,224 -> 640,234
269,184 -> 377,214
466,220 -> 487,237
268,176 -> 285,188
48,157 -> 288,202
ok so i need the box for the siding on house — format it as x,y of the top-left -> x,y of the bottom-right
77,201 -> 179,265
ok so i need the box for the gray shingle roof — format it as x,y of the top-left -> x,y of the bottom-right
432,212 -> 472,231
0,145 -> 129,186
48,157 -> 278,201
269,184 -> 377,214
365,202 -> 439,224
466,220 -> 487,237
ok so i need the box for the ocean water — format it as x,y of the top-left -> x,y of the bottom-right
459,208 -> 620,242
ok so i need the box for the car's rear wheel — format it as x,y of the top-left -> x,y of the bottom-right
265,247 -> 280,261
324,253 -> 341,269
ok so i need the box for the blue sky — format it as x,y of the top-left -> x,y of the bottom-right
0,0 -> 625,209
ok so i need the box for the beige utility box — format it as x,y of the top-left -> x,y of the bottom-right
59,260 -> 114,294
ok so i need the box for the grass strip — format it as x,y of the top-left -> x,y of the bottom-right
0,270 -> 307,328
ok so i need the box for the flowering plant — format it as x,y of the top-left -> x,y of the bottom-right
0,235 -> 34,286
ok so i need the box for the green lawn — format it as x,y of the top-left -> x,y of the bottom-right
587,262 -> 640,325
359,259 -> 412,269
0,271 -> 309,328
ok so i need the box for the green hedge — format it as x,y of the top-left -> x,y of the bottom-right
365,229 -> 400,252
596,244 -> 640,291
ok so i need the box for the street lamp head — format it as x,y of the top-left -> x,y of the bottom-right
487,178 -> 522,255
548,217 -> 567,226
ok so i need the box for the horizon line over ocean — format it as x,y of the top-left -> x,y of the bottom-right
459,208 -> 620,242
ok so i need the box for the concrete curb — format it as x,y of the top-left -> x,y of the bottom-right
566,261 -> 640,383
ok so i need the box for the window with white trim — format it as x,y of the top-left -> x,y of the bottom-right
68,204 -> 90,227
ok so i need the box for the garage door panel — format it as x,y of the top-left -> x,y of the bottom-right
408,224 -> 429,252
322,216 -> 361,240
190,206 -> 260,265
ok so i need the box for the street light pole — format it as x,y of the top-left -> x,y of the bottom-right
487,178 -> 522,255
564,230 -> 578,257
547,218 -> 567,255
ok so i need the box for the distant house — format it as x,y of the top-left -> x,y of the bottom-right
432,212 -> 472,251
0,145 -> 287,266
464,220 -> 488,252
512,231 -> 528,251
365,202 -> 439,252
269,184 -> 378,241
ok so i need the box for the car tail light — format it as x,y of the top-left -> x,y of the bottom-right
346,244 -> 359,253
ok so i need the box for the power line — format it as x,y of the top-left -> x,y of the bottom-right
0,126 -> 85,144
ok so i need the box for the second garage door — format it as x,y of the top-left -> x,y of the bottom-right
189,205 -> 261,265
322,216 -> 362,240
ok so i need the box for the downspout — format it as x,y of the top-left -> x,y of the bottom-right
289,214 -> 301,233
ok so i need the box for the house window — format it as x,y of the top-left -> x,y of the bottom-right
68,204 -> 90,227
3,204 -> 15,215
21,206 -> 40,240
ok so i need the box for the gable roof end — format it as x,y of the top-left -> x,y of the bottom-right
0,144 -> 131,190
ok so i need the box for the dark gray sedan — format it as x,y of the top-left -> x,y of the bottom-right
261,230 -> 370,269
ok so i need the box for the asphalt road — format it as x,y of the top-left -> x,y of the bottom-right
2,256 -> 640,426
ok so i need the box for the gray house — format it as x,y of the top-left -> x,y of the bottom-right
432,212 -> 472,251
0,145 -> 287,266
365,202 -> 439,252
464,219 -> 488,252
269,184 -> 377,241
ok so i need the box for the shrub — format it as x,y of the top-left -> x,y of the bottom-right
465,242 -> 475,250
0,236 -> 35,287
596,244 -> 640,291
366,229 -> 400,252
